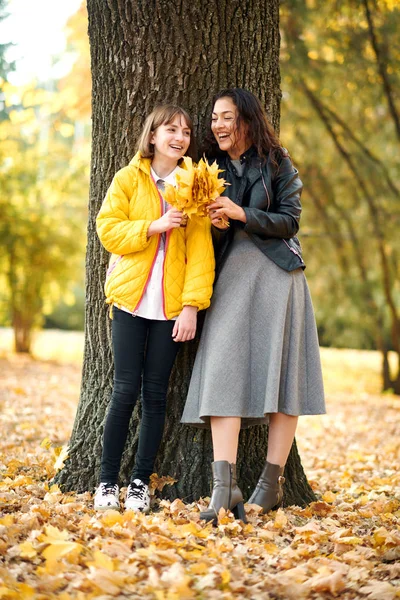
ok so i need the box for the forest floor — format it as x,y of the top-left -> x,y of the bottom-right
0,331 -> 399,599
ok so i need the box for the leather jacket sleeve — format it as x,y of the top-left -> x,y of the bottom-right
242,156 -> 303,239
211,224 -> 229,246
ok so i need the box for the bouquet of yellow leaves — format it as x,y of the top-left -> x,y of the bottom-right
164,157 -> 229,226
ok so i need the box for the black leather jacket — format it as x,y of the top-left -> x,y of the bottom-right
211,146 -> 305,275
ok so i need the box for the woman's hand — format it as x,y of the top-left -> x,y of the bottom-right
209,209 -> 230,230
148,209 -> 183,237
172,305 -> 197,342
208,196 -> 247,224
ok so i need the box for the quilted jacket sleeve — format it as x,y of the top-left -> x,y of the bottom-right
243,155 -> 302,239
96,167 -> 153,255
182,216 -> 215,311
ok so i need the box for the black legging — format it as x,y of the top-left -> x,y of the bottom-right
100,307 -> 180,484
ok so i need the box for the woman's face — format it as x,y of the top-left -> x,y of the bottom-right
150,114 -> 191,162
211,97 -> 249,158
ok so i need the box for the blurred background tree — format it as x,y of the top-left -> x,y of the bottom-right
0,2 -> 90,352
280,0 -> 400,392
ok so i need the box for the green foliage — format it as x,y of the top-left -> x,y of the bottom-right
280,0 -> 400,389
44,284 -> 85,331
0,2 -> 91,351
0,82 -> 89,351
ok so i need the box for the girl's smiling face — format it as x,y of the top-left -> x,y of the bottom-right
150,115 -> 191,162
211,97 -> 249,159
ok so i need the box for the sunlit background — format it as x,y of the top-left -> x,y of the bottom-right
0,0 -> 91,344
0,0 -> 81,85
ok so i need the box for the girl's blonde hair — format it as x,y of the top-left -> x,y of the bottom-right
137,104 -> 196,159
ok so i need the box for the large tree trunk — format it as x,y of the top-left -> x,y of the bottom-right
56,0 -> 316,507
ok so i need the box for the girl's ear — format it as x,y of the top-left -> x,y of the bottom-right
149,130 -> 155,145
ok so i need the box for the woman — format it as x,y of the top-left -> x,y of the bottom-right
95,104 -> 215,512
181,88 -> 325,523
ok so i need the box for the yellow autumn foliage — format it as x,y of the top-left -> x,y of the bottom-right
1,310 -> 400,599
163,157 -> 228,218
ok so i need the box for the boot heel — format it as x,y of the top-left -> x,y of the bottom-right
232,502 -> 247,523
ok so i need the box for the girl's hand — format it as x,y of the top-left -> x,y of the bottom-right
208,196 -> 247,224
148,209 -> 183,237
172,306 -> 197,342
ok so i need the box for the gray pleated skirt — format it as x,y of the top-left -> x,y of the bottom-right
181,230 -> 326,429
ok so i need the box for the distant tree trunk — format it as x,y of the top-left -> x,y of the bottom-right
8,250 -> 34,354
12,312 -> 32,353
56,0 -> 316,507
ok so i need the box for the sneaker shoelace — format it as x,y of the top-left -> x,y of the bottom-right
100,483 -> 118,496
127,482 -> 147,500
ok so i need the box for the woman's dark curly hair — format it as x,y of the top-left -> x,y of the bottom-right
204,88 -> 286,167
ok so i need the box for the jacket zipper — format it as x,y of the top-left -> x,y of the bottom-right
151,172 -> 171,320
282,239 -> 304,263
161,230 -> 170,320
260,163 -> 303,264
131,236 -> 161,315
132,174 -> 169,320
131,174 -> 164,315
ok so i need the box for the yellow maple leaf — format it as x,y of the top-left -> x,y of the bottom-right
38,524 -> 83,562
100,511 -> 125,527
221,570 -> 231,584
322,490 -> 336,503
18,541 -> 37,559
85,550 -> 115,571
189,562 -> 209,575
15,583 -> 36,599
273,508 -> 288,529
53,445 -> 69,472
149,473 -> 177,493
176,522 -> 210,539
334,536 -> 363,546
42,541 -> 83,561
40,525 -> 70,542
264,542 -> 279,554
49,483 -> 61,494
163,156 -> 228,219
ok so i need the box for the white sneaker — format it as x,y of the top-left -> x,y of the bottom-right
94,482 -> 120,511
125,479 -> 150,513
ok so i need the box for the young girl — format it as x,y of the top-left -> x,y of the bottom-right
94,104 -> 215,512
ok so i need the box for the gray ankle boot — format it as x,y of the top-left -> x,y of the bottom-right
200,460 -> 247,524
247,461 -> 285,513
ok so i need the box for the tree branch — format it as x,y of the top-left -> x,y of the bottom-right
321,103 -> 400,199
362,0 -> 400,142
302,80 -> 400,356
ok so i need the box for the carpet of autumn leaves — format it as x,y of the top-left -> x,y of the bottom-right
0,344 -> 399,600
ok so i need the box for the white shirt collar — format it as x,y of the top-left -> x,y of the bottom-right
150,165 -> 179,186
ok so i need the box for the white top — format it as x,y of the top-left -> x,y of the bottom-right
119,166 -> 179,321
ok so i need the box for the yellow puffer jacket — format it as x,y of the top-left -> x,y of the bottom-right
96,152 -> 215,319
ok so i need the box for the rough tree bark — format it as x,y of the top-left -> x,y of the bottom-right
56,0 -> 316,507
